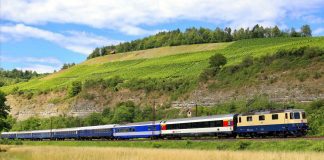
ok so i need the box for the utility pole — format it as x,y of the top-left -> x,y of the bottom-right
195,103 -> 198,117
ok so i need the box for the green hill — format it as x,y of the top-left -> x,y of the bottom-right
1,37 -> 324,94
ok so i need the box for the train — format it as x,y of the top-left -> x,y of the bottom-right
1,109 -> 309,140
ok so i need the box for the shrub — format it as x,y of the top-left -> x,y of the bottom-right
240,56 -> 254,68
313,72 -> 322,79
209,54 -> 227,69
295,72 -> 309,82
68,81 -> 82,97
236,141 -> 251,150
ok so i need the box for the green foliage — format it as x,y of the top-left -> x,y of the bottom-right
0,91 -> 10,132
2,37 -> 324,95
0,68 -> 44,87
301,25 -> 312,37
206,46 -> 324,89
209,54 -> 227,69
61,63 -> 75,70
87,24 -> 311,59
0,138 -> 23,145
84,113 -> 104,126
112,101 -> 136,123
68,81 -> 82,97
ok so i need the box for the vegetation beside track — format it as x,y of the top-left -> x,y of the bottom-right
19,139 -> 324,152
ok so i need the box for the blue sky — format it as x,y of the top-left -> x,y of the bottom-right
1,0 -> 324,73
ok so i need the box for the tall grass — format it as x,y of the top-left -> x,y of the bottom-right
0,145 -> 323,160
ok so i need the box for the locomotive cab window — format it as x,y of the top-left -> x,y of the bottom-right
247,116 -> 252,122
259,115 -> 265,121
272,114 -> 279,120
238,117 -> 241,123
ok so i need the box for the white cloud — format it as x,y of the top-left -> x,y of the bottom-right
314,28 -> 324,36
1,56 -> 62,65
1,0 -> 323,35
0,56 -> 62,73
17,64 -> 58,73
0,24 -> 120,55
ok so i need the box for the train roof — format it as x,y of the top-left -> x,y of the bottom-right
162,114 -> 235,123
114,121 -> 158,127
240,109 -> 305,116
76,124 -> 115,130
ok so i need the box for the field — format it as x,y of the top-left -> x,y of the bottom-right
1,37 -> 324,94
15,139 -> 324,152
0,145 -> 323,160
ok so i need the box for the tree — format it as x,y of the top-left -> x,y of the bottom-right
300,24 -> 312,37
112,101 -> 135,123
0,91 -> 11,131
84,112 -> 104,126
272,26 -> 281,37
290,27 -> 300,37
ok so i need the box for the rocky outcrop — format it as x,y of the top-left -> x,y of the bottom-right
7,76 -> 323,121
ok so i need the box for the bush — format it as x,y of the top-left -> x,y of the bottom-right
295,72 -> 309,82
236,141 -> 251,150
0,139 -> 23,145
240,56 -> 254,68
209,54 -> 227,69
68,81 -> 82,97
313,72 -> 322,79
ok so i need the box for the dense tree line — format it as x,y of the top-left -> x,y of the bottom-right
61,63 -> 75,70
87,24 -> 312,59
0,68 -> 43,87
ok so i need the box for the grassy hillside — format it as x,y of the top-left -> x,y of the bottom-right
1,37 -> 324,94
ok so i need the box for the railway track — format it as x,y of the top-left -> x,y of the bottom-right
27,136 -> 324,142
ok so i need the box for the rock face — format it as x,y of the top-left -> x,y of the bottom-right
7,77 -> 324,120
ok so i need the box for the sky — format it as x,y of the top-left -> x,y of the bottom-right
0,0 -> 324,73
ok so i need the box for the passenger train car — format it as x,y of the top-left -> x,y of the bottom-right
161,114 -> 237,138
1,109 -> 309,140
113,121 -> 161,139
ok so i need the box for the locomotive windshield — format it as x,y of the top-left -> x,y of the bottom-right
290,112 -> 301,119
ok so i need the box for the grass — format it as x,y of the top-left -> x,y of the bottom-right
1,37 -> 324,94
0,145 -> 323,160
20,139 -> 324,152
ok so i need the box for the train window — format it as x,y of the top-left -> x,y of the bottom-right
247,116 -> 253,122
302,112 -> 306,119
215,120 -> 223,127
290,112 -> 293,119
293,112 -> 300,119
259,115 -> 265,121
272,114 -> 279,120
285,113 -> 288,119
238,117 -> 241,123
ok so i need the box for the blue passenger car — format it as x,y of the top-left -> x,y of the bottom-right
31,130 -> 52,139
78,125 -> 115,139
113,121 -> 161,139
1,132 -> 17,139
16,131 -> 33,139
52,128 -> 79,139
